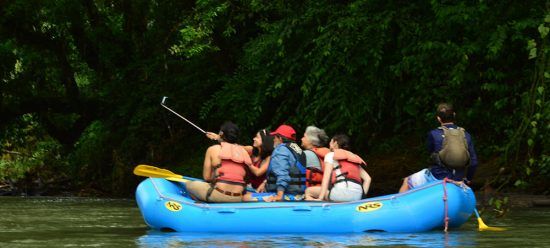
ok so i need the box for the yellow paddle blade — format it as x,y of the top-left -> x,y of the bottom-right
133,164 -> 184,179
474,208 -> 507,231
477,217 -> 507,231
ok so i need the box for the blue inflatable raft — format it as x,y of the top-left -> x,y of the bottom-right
135,178 -> 475,233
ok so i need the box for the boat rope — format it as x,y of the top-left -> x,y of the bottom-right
147,177 -> 468,211
443,178 -> 450,232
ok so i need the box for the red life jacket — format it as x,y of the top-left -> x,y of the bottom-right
305,147 -> 330,187
243,148 -> 267,189
215,142 -> 252,185
247,158 -> 266,189
330,149 -> 365,186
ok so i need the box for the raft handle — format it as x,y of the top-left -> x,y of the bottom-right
292,206 -> 312,212
217,208 -> 237,214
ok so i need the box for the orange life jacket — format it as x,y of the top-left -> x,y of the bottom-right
305,147 -> 330,187
330,149 -> 365,186
214,142 -> 252,185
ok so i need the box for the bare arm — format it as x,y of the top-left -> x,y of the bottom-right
316,162 -> 334,201
248,156 -> 270,176
202,145 -> 220,182
360,168 -> 371,197
206,132 -> 220,141
256,180 -> 267,193
203,146 -> 213,181
243,145 -> 253,154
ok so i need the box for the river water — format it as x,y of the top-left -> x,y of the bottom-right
0,197 -> 548,247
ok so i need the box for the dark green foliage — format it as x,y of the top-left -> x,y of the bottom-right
0,0 -> 548,195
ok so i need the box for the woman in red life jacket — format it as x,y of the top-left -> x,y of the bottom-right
305,134 -> 371,202
301,126 -> 330,188
241,129 -> 274,201
185,121 -> 252,203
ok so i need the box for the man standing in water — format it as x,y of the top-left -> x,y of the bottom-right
399,103 -> 479,192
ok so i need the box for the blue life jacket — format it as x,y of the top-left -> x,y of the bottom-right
266,143 -> 307,194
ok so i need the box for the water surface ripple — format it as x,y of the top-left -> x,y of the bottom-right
0,197 -> 548,247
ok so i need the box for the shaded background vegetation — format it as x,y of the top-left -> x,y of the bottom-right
0,0 -> 548,197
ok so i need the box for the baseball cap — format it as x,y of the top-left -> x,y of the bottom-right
270,124 -> 296,141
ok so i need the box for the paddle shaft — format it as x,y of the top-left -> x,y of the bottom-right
474,208 -> 481,218
134,164 -> 257,192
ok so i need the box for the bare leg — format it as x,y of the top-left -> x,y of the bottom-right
242,192 -> 258,202
398,177 -> 409,193
185,181 -> 211,201
305,186 -> 321,200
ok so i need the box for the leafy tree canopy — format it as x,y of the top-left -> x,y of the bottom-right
0,0 -> 548,195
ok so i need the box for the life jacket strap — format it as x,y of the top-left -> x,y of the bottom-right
333,178 -> 362,186
205,186 -> 215,202
335,171 -> 349,179
211,164 -> 222,181
287,181 -> 306,185
307,178 -> 322,183
289,172 -> 307,177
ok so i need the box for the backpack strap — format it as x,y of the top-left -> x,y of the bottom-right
438,125 -> 467,133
